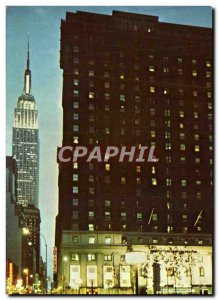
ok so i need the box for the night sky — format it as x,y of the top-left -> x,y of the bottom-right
6,6 -> 212,278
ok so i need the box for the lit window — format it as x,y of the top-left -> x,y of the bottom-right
120,74 -> 125,80
72,254 -> 79,261
105,164 -> 110,171
177,68 -> 183,75
207,91 -> 212,98
149,66 -> 155,72
165,132 -> 170,139
87,254 -> 96,261
165,143 -> 171,150
105,211 -> 111,220
105,82 -> 110,89
88,224 -> 94,231
165,120 -> 171,127
208,102 -> 212,109
163,67 -> 169,73
151,130 -> 156,138
192,70 -> 198,77
180,157 -> 186,162
121,212 -> 127,220
120,266 -> 131,287
178,58 -> 183,63
180,133 -> 185,140
73,90 -> 79,97
73,68 -> 79,75
121,177 -> 126,184
136,177 -> 141,184
181,179 -> 187,187
194,134 -> 199,141
152,178 -> 157,186
163,88 -> 168,95
179,111 -> 184,118
150,86 -> 155,93
89,187 -> 94,195
136,166 -> 141,173
193,90 -> 198,97
194,112 -> 199,119
104,255 -> 112,261
196,180 -> 201,185
151,166 -> 156,174
196,192 -> 202,199
89,70 -> 94,77
180,144 -> 186,151
89,92 -> 95,99
164,110 -> 170,117
73,102 -> 79,109
73,174 -> 79,181
73,113 -> 79,120
166,156 -> 171,163
105,237 -> 111,244
199,267 -> 205,277
73,187 -> 78,194
206,71 -> 211,78
73,136 -> 79,144
195,145 -> 200,152
195,158 -> 200,164
105,93 -> 110,100
206,61 -> 211,67
73,79 -> 79,86
89,236 -> 95,244
105,128 -> 110,135
137,213 -> 142,219
152,213 -> 158,221
120,95 -> 126,102
73,125 -> 79,132
103,200 -> 110,208
166,178 -> 172,186
87,265 -> 97,287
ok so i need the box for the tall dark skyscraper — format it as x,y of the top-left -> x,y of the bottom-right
55,11 -> 213,294
12,41 -> 39,207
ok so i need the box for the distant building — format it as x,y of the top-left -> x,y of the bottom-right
21,205 -> 41,276
6,156 -> 23,282
12,41 -> 39,207
56,11 -> 213,294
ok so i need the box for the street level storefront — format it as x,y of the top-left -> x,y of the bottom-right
56,231 -> 212,295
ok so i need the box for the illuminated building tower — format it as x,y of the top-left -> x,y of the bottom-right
12,40 -> 39,207
55,11 -> 213,294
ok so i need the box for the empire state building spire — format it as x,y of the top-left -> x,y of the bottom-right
24,37 -> 31,95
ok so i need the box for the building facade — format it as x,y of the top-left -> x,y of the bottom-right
56,11 -> 213,294
6,157 -> 23,282
12,41 -> 39,207
57,231 -> 212,295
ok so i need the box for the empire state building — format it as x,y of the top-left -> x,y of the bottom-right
12,41 -> 39,207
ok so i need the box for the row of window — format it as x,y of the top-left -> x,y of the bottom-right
73,88 -> 212,98
71,223 -> 204,233
72,52 -> 211,67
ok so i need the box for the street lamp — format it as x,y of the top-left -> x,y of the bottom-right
40,233 -> 48,294
62,256 -> 68,294
125,251 -> 147,295
23,227 -> 30,235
